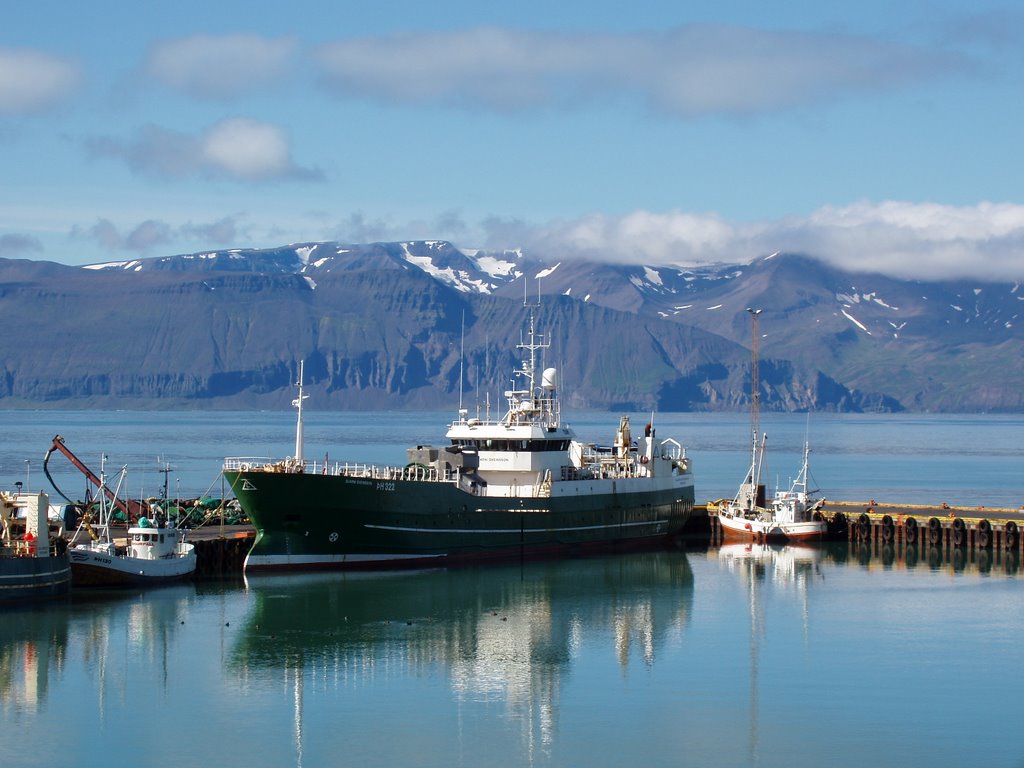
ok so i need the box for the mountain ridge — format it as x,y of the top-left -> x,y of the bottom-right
2,241 -> 1020,412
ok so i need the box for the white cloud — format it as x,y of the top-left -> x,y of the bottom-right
145,34 -> 296,99
86,118 -> 321,182
314,25 -> 964,116
0,47 -> 80,114
200,118 -> 296,179
480,202 -> 1024,281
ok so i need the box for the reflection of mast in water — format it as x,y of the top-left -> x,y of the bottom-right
450,601 -> 562,763
77,587 -> 193,725
615,602 -> 656,668
742,545 -> 767,767
290,657 -> 304,768
719,544 -> 822,768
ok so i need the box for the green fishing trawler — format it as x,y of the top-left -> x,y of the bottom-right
223,310 -> 695,571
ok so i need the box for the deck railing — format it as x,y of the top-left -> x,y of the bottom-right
223,457 -> 457,484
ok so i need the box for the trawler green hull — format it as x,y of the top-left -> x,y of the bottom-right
225,309 -> 696,571
225,469 -> 694,570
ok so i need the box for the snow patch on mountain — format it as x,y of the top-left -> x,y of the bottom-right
536,263 -> 561,280
475,255 -> 518,279
841,309 -> 871,334
643,266 -> 664,286
84,259 -> 139,271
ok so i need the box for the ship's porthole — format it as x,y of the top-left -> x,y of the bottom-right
329,532 -> 339,543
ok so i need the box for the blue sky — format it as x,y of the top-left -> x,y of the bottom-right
2,0 -> 1023,279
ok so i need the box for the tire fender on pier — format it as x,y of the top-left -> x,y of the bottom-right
977,519 -> 993,549
881,515 -> 894,543
927,517 -> 943,546
857,512 -> 872,541
952,517 -> 967,547
904,517 -> 918,545
1005,521 -> 1019,551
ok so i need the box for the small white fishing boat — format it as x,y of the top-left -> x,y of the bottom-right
64,454 -> 195,587
69,515 -> 196,587
716,440 -> 826,543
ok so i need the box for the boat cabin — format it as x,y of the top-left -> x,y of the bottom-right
128,518 -> 183,560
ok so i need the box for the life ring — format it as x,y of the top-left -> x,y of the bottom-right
640,455 -> 649,464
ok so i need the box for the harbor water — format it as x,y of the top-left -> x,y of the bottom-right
2,410 -> 1024,768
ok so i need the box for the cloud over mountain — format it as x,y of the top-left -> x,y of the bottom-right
481,201 -> 1024,281
68,201 -> 1024,280
71,215 -> 242,254
0,232 -> 43,257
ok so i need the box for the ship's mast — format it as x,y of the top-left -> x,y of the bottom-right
747,308 -> 763,489
505,281 -> 552,424
293,361 -> 308,463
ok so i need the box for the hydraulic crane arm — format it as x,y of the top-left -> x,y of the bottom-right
43,435 -> 133,520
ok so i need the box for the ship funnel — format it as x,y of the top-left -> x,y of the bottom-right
541,367 -> 558,390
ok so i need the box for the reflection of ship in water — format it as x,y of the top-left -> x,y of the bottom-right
0,585 -> 194,722
716,543 -> 823,765
230,548 -> 693,762
0,605 -> 70,717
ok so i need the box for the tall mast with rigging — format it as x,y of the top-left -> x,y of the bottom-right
746,308 -> 765,502
293,361 -> 308,464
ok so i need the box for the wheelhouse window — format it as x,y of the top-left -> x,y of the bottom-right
452,438 -> 570,452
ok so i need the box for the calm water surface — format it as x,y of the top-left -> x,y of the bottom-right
2,410 -> 1023,767
2,409 -> 1022,506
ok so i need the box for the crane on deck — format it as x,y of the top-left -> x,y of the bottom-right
43,434 -> 135,521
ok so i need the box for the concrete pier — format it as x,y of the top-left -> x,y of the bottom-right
188,527 -> 254,576
824,500 -> 1024,552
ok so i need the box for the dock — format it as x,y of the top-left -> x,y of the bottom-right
823,501 -> 1024,551
186,526 -> 255,576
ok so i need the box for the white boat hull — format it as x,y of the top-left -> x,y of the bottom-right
718,508 -> 826,543
69,544 -> 196,587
